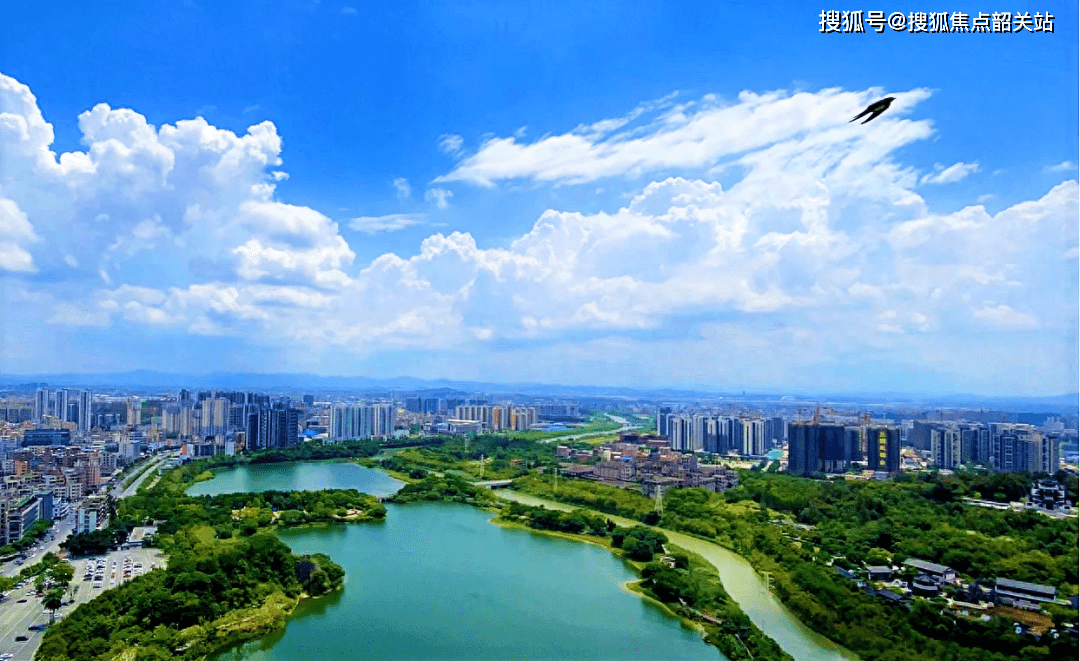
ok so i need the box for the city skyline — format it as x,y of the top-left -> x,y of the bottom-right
1,3 -> 1077,397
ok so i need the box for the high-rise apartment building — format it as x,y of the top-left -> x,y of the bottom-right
33,388 -> 49,423
247,405 -> 301,450
866,426 -> 900,474
126,397 -> 142,427
54,389 -> 70,422
787,423 -> 851,475
329,403 -> 396,440
909,420 -> 937,451
77,389 -> 93,433
930,427 -> 962,469
201,398 -> 229,437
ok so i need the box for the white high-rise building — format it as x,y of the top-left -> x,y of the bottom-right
746,419 -> 766,456
201,398 -> 229,437
54,389 -> 71,422
330,403 -> 396,440
669,415 -> 698,452
126,397 -> 142,427
77,390 -> 93,433
33,388 -> 49,423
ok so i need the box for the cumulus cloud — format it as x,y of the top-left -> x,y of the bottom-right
0,198 -> 38,272
393,177 -> 411,199
425,187 -> 453,209
920,161 -> 979,185
2,71 -> 1076,393
349,213 -> 425,234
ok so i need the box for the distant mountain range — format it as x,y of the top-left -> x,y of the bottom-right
0,370 -> 1076,414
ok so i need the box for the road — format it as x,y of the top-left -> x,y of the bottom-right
0,548 -> 163,661
0,452 -> 173,660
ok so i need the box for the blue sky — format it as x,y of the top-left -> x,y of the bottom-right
0,1 -> 1077,395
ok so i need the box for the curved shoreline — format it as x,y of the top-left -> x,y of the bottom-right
488,517 -> 717,641
493,489 -> 859,661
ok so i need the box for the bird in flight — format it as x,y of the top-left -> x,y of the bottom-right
850,97 -> 895,124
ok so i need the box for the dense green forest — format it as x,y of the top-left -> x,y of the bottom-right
511,471 -> 1079,661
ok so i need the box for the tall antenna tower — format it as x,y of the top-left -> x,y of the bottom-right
553,465 -> 558,495
654,484 -> 664,515
479,454 -> 484,480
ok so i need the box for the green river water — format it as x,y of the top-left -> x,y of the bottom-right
190,461 -> 856,661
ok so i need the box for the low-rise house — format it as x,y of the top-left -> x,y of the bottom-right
558,464 -> 596,479
877,589 -> 907,605
994,578 -> 1057,605
911,574 -> 940,598
867,566 -> 894,582
903,558 -> 957,584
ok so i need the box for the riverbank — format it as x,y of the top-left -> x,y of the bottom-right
495,488 -> 858,661
490,495 -> 793,661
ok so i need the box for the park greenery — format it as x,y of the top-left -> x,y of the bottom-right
510,470 -> 1079,661
37,531 -> 344,661
37,458 -> 376,661
387,473 -> 499,506
379,435 -> 562,481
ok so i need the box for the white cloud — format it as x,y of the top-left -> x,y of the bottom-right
438,134 -> 464,156
1046,160 -> 1076,173
341,6 -> 357,15
393,177 -> 411,199
0,198 -> 38,272
425,188 -> 453,210
920,161 -> 979,185
349,213 -> 425,234
435,87 -> 933,187
972,304 -> 1039,330
2,71 -> 1076,393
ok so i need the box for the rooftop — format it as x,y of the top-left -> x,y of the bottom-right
995,578 -> 1056,596
903,558 -> 953,574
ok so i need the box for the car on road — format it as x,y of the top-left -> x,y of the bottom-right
14,635 -> 28,642
16,598 -> 27,603
28,624 -> 47,632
